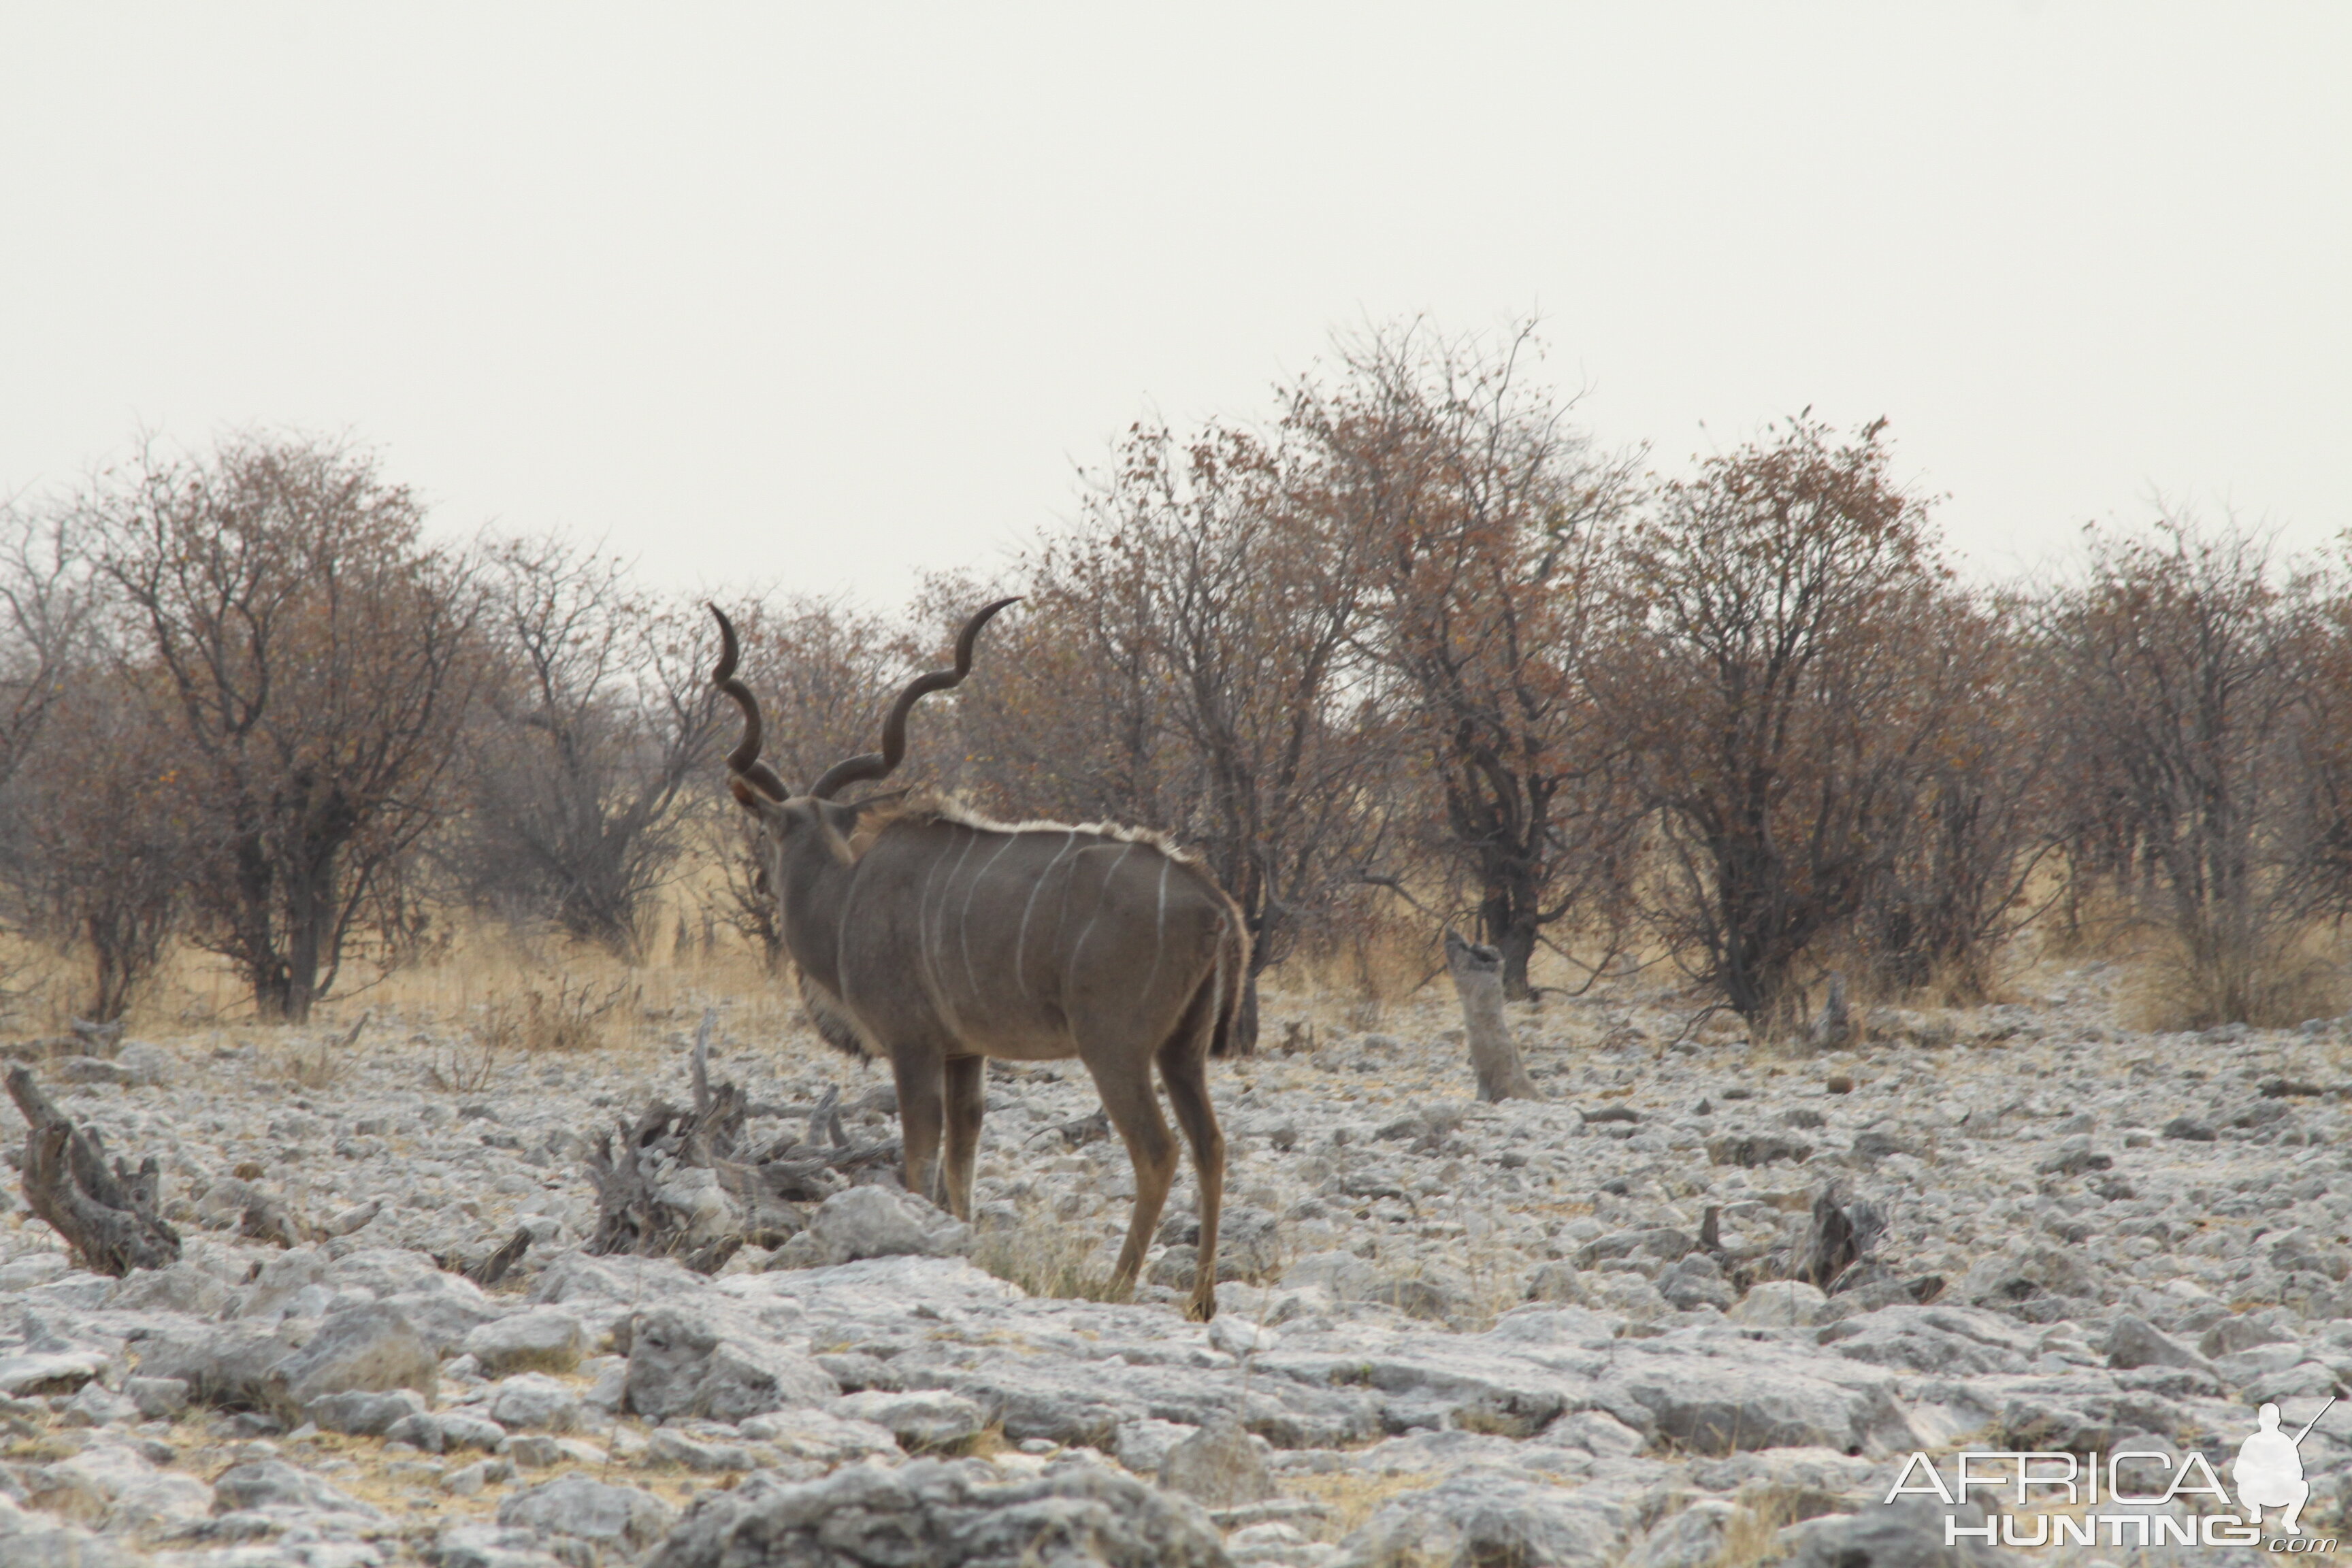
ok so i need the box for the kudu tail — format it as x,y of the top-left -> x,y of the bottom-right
1207,906 -> 1252,1059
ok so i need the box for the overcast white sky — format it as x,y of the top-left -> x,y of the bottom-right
3,5 -> 2345,608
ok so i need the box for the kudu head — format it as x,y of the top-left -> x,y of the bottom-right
710,598 -> 1019,859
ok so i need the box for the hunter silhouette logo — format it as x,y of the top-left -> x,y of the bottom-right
2237,1397 -> 2333,1536
1885,1396 -> 2339,1550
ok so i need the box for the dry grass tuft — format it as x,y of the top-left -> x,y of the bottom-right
270,1038 -> 348,1090
945,1420 -> 1009,1460
968,1209 -> 1123,1303
263,1011 -> 372,1090
2118,926 -> 2349,1032
474,971 -> 638,1056
4,893 -> 801,1040
1711,1486 -> 1813,1568
1440,1247 -> 1546,1334
424,1035 -> 504,1094
1281,1467 -> 1439,1544
2032,872 -> 2144,964
1297,898 -> 1440,1011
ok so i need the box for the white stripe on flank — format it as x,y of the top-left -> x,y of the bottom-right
1143,856 -> 1171,1001
917,833 -> 968,1000
929,833 -> 976,954
1066,843 -> 1133,994
1013,830 -> 1079,1000
960,832 -> 1019,996
1048,838 -> 1093,949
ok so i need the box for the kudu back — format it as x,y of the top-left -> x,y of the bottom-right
712,600 -> 1245,1320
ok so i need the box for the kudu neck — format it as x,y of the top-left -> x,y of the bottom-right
774,819 -> 866,994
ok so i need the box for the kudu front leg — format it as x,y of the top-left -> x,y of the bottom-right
939,1055 -> 985,1221
891,1051 -> 947,1207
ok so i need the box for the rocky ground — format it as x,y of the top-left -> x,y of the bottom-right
1,958 -> 2350,1568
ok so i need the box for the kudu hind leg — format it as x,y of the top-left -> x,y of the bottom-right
1091,1064 -> 1179,1302
1159,1032 -> 1226,1321
939,1056 -> 985,1221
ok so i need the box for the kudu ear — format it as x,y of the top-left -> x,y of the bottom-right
729,775 -> 791,821
814,799 -> 862,864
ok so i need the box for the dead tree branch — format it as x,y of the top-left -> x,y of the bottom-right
585,1009 -> 898,1268
5,1066 -> 180,1275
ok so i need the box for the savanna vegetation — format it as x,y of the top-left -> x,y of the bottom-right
3,322 -> 2343,1039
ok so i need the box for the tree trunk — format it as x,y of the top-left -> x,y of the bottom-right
229,825 -> 296,1019
1478,878 -> 1539,1000
283,851 -> 331,1026
1445,930 -> 1542,1102
88,913 -> 132,1023
1715,842 -> 1782,1026
1497,921 -> 1537,1001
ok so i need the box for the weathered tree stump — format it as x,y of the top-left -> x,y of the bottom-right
1445,930 -> 1543,1102
5,1066 -> 180,1275
583,1094 -> 746,1264
583,1011 -> 900,1271
1809,973 -> 1855,1053
1797,1183 -> 1886,1290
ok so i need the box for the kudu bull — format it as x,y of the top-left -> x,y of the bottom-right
711,600 -> 1245,1320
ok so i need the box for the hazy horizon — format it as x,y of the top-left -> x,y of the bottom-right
3,5 -> 2345,606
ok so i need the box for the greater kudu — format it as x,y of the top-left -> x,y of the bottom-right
712,600 -> 1245,1320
